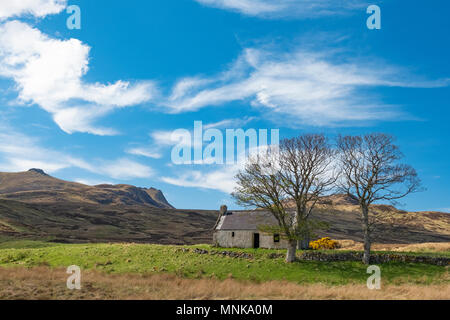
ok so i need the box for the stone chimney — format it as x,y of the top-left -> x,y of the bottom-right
213,205 -> 228,231
220,205 -> 228,216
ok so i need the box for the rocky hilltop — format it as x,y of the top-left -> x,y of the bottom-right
0,169 -> 173,209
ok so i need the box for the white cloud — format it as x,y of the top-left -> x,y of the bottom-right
203,116 -> 256,129
149,118 -> 257,148
99,158 -> 154,180
0,0 -> 67,20
0,20 -> 155,135
148,119 -> 257,163
162,164 -> 240,193
0,129 -> 94,173
73,178 -> 114,186
0,126 -> 154,180
161,145 -> 274,193
164,48 -> 448,126
150,130 -> 192,147
161,163 -> 242,193
126,128 -> 201,161
126,147 -> 162,159
160,130 -> 241,191
194,0 -> 366,19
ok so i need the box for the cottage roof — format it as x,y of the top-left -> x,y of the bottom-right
215,210 -> 278,231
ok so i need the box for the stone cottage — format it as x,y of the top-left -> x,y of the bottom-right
213,205 -> 289,249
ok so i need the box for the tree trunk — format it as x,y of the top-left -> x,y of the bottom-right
296,213 -> 310,250
362,206 -> 371,264
286,240 -> 297,263
363,229 -> 371,264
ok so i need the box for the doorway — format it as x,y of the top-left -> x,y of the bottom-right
253,233 -> 260,248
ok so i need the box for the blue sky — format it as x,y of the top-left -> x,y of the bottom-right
0,0 -> 449,212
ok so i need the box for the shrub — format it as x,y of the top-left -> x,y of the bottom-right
309,237 -> 340,250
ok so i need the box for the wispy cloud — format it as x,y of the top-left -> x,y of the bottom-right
0,126 -> 155,180
147,117 -> 257,163
74,178 -> 114,186
163,47 -> 448,127
125,147 -> 162,159
150,130 -> 183,147
203,116 -> 257,129
161,145 -> 273,193
99,158 -> 155,180
162,165 -> 239,193
0,20 -> 156,135
194,0 -> 367,19
149,117 -> 256,147
0,0 -> 67,20
0,129 -> 94,173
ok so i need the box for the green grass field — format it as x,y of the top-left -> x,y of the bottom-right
0,241 -> 448,286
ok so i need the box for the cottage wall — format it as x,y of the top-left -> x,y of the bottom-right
213,230 -> 254,248
214,230 -> 289,249
260,233 -> 289,249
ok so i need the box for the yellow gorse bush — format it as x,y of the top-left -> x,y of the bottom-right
309,237 -> 340,250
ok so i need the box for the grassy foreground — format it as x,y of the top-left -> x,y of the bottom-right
1,267 -> 449,300
0,241 -> 448,287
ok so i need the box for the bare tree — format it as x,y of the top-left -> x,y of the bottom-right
337,133 -> 422,264
232,134 -> 336,263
